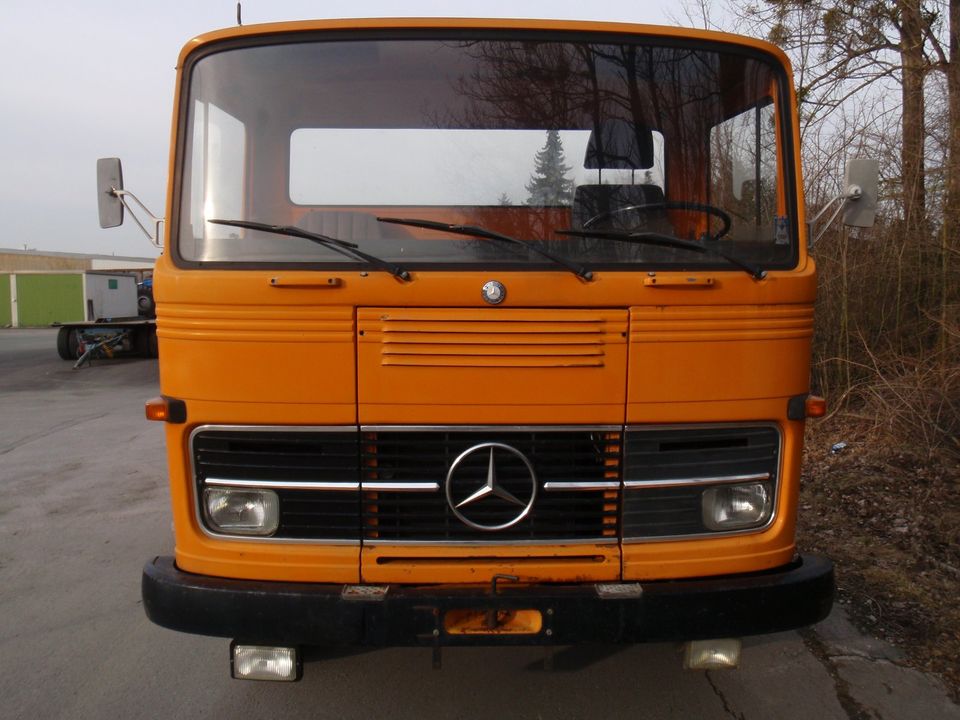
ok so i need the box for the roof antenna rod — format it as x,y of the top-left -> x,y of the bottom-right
236,2 -> 242,26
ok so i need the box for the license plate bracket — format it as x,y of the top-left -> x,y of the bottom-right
443,608 -> 543,635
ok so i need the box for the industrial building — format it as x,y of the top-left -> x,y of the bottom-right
0,248 -> 156,328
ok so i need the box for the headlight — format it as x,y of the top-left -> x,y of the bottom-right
701,482 -> 772,531
202,487 -> 279,536
232,644 -> 300,682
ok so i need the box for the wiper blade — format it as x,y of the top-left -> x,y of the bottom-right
207,219 -> 411,281
556,229 -> 766,280
378,217 -> 593,281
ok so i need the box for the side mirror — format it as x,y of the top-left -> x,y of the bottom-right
732,159 -> 750,202
842,158 -> 879,228
97,157 -> 124,228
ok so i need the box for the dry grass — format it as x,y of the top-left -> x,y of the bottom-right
798,415 -> 960,698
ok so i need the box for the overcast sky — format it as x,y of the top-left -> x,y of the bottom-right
0,1 -> 675,258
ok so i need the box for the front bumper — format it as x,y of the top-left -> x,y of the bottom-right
142,554 -> 833,646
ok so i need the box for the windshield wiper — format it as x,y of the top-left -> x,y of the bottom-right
377,217 -> 593,281
207,219 -> 411,281
556,229 -> 766,280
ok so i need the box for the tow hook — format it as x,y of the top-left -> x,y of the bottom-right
485,574 -> 519,629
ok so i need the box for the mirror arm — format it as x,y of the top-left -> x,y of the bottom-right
113,188 -> 164,248
807,185 -> 862,248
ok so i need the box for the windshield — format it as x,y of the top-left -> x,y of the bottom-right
177,33 -> 796,270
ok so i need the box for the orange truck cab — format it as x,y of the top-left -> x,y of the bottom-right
125,18 -> 833,680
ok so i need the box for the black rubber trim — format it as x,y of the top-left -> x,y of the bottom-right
163,396 -> 187,424
787,395 -> 807,421
143,554 -> 834,646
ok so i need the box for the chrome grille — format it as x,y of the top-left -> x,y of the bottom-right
192,429 -> 361,541
363,428 -> 622,542
191,424 -> 779,543
191,426 -> 621,543
622,425 -> 780,539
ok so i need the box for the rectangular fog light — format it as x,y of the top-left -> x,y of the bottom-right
203,487 -> 279,536
683,639 -> 742,670
231,644 -> 300,682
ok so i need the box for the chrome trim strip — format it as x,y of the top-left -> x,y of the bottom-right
361,425 -> 622,433
362,482 -> 439,492
205,478 -> 360,491
363,537 -> 618,547
623,473 -> 770,490
191,423 -> 357,434
543,481 -> 621,491
188,424 -> 361,545
624,421 -> 779,432
622,422 -> 783,543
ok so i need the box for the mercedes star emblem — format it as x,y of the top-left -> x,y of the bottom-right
445,442 -> 537,531
481,280 -> 506,305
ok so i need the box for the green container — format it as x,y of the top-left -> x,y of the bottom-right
16,274 -> 84,327
0,274 -> 10,327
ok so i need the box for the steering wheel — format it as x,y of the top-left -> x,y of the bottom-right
583,200 -> 732,241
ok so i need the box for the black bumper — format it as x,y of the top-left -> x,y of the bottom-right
143,555 -> 833,646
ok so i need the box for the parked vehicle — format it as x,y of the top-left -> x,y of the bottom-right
99,18 -> 877,681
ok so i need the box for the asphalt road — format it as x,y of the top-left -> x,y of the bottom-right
1,328 -> 956,719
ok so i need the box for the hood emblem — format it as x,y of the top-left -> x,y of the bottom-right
481,280 -> 506,305
445,443 -> 537,531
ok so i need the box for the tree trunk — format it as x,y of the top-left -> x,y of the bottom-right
898,0 -> 928,353
944,0 -> 960,356
900,0 -> 927,237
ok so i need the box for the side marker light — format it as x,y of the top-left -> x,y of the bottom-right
144,396 -> 187,423
805,395 -> 827,418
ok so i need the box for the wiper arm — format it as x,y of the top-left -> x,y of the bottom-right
207,219 -> 411,281
378,217 -> 593,281
556,229 -> 766,280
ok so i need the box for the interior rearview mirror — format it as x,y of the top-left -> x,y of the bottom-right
842,158 -> 879,228
584,119 -> 655,170
97,157 -> 125,228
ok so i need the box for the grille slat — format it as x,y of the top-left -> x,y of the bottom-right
622,426 -> 780,539
192,427 -> 621,543
193,430 -> 362,541
363,430 -> 621,542
192,425 -> 778,543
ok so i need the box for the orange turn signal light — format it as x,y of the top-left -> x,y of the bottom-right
145,396 -> 169,421
145,396 -> 187,423
805,395 -> 827,418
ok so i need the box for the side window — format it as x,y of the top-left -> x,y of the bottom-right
188,101 -> 246,241
709,102 -> 779,242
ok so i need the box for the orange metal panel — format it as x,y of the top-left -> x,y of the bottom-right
156,302 -> 356,410
626,304 -> 814,410
176,18 -> 799,76
165,424 -> 360,583
360,543 -> 620,584
152,258 -> 817,311
621,419 -> 804,580
357,307 -> 628,424
154,17 -> 814,586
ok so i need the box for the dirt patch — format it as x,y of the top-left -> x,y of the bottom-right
798,417 -> 960,699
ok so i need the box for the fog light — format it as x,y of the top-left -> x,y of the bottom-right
702,482 -> 772,531
231,644 -> 300,681
683,639 -> 741,670
203,487 -> 279,536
